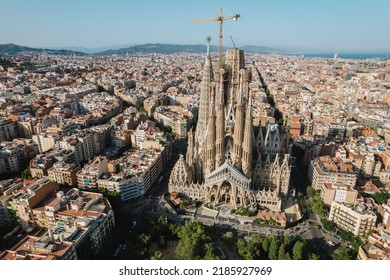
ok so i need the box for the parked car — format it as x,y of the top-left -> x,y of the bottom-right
327,240 -> 335,246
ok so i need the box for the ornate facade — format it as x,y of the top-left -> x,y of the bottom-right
169,47 -> 291,211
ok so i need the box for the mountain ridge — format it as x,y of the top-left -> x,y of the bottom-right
0,43 -> 288,56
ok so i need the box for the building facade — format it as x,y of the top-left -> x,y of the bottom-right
168,48 -> 292,211
328,201 -> 377,237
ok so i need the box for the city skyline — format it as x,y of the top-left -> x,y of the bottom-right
1,0 -> 389,53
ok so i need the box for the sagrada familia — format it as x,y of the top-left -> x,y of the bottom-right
169,44 -> 292,211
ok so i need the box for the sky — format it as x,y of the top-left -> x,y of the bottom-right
1,0 -> 389,53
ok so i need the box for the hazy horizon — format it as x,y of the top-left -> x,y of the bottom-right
1,0 -> 389,53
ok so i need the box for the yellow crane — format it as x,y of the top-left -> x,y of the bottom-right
191,8 -> 240,70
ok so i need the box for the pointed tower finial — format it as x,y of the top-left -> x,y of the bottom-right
206,36 -> 212,56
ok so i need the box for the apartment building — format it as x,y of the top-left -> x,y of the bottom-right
328,201 -> 377,237
319,182 -> 358,207
48,162 -> 81,187
308,156 -> 358,190
77,156 -> 108,189
0,234 -> 77,260
357,229 -> 390,260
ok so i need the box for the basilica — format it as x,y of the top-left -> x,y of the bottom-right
168,46 -> 292,211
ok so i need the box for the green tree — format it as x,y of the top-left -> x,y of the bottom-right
278,243 -> 287,260
139,233 -> 151,246
175,222 -> 217,260
21,167 -> 33,179
151,250 -> 165,260
292,241 -> 305,260
332,248 -> 355,260
262,238 -> 270,253
339,230 -> 354,242
312,199 -> 327,217
283,235 -> 291,247
236,239 -> 250,259
309,252 -> 320,260
157,215 -> 167,225
371,192 -> 390,204
222,231 -> 235,248
236,234 -> 265,260
321,219 -> 335,231
306,186 -> 316,197
179,201 -> 188,209
204,243 -> 220,260
268,236 -> 280,260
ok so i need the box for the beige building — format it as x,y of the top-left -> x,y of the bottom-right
5,186 -> 115,259
319,182 -> 358,207
77,156 -> 108,189
328,201 -> 377,237
32,133 -> 58,153
308,156 -> 358,190
11,178 -> 59,230
48,162 -> 81,187
357,229 -> 390,260
378,200 -> 390,228
0,234 -> 77,260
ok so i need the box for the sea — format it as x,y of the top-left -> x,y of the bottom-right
301,53 -> 389,60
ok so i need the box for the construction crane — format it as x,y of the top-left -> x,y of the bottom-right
191,8 -> 240,70
230,35 -> 237,50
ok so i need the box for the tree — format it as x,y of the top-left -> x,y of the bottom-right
175,222 -> 217,260
237,239 -> 251,259
321,219 -> 335,231
309,252 -> 320,260
312,199 -> 327,217
236,234 -> 265,260
278,243 -> 287,260
332,248 -> 355,260
204,243 -> 220,260
339,230 -> 354,242
222,231 -> 235,248
139,233 -> 151,246
151,250 -> 165,260
268,236 -> 279,260
292,241 -> 305,260
21,167 -> 33,179
283,235 -> 291,247
306,186 -> 316,198
262,237 -> 270,253
371,192 -> 390,204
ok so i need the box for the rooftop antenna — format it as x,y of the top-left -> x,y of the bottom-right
230,35 -> 237,50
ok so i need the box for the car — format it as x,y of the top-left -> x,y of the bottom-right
327,240 -> 335,246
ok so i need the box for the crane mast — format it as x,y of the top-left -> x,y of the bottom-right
191,8 -> 240,70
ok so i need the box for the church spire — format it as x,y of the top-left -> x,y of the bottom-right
241,83 -> 254,177
204,82 -> 216,175
232,69 -> 245,169
215,69 -> 225,168
195,37 -> 214,150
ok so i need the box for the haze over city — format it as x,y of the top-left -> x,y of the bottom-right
1,0 -> 390,266
1,0 -> 390,53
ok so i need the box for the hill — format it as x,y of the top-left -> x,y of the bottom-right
94,43 -> 286,55
0,43 -> 86,56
